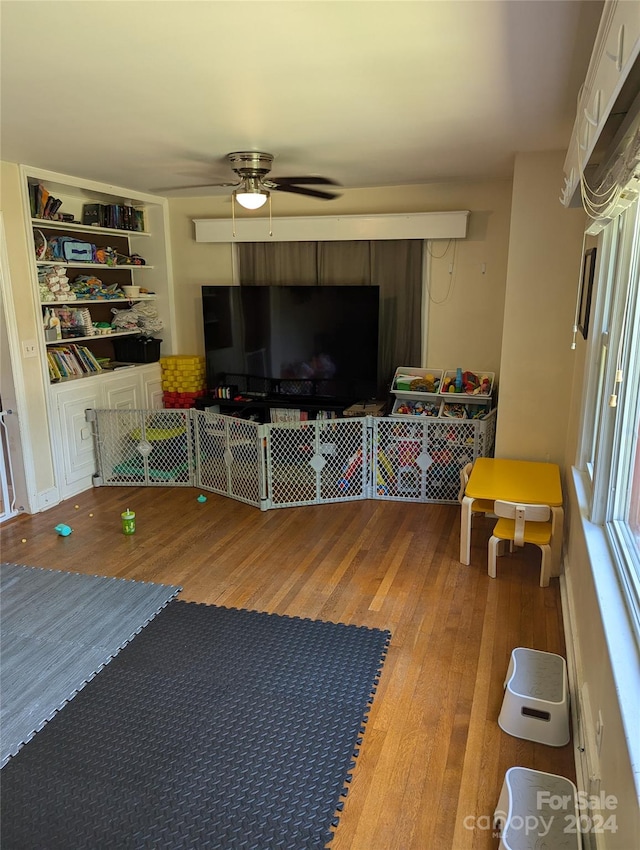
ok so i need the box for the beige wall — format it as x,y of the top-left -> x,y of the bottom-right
167,198 -> 234,355
168,180 -> 513,372
421,182 -> 512,375
0,162 -> 56,504
495,151 -> 587,466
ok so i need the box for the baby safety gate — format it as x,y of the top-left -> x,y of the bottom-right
89,408 -> 496,510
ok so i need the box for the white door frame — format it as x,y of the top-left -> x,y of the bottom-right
0,212 -> 37,514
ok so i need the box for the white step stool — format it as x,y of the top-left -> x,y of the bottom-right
498,647 -> 570,747
494,766 -> 580,850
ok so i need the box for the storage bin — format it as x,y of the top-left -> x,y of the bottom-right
392,367 -> 443,399
441,400 -> 491,420
390,397 -> 442,418
113,336 -> 161,363
160,354 -> 206,393
440,369 -> 495,398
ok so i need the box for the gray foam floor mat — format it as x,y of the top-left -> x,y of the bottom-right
0,562 -> 180,766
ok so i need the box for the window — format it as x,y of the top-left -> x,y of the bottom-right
582,196 -> 640,631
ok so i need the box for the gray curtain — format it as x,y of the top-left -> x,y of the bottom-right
237,240 -> 423,395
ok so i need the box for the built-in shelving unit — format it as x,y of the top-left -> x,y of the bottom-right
19,165 -> 175,500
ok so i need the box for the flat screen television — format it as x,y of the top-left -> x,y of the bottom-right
202,285 -> 380,401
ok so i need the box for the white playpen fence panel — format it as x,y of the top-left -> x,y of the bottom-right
373,409 -> 496,503
90,409 -> 194,487
193,411 -> 264,508
263,417 -> 370,509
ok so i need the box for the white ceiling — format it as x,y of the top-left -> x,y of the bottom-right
0,0 -> 603,198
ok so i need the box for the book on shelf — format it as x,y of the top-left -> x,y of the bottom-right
72,345 -> 94,373
85,203 -> 144,231
47,343 -> 103,379
56,347 -> 82,376
82,203 -> 103,227
38,186 -> 49,219
47,348 -> 69,378
134,208 -> 145,231
29,183 -> 39,218
43,195 -> 57,218
46,351 -> 62,381
29,183 -> 63,220
76,345 -> 102,372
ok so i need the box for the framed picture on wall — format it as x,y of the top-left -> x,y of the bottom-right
578,247 -> 597,340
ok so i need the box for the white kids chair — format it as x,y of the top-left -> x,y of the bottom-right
488,500 -> 552,587
458,462 -> 494,561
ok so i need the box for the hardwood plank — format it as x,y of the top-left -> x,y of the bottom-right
0,487 -> 576,849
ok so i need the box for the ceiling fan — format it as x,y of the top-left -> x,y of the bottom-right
173,151 -> 341,209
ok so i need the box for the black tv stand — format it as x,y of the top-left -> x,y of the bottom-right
194,372 -> 381,422
194,393 -> 351,422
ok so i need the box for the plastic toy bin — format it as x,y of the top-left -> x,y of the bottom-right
439,370 -> 495,398
392,367 -> 443,398
391,398 -> 442,418
113,336 -> 161,363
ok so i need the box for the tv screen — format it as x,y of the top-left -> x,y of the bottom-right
202,285 -> 380,401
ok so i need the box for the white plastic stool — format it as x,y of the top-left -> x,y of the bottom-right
494,767 -> 580,850
498,647 -> 570,747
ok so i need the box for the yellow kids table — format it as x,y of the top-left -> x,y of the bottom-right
460,457 -> 563,573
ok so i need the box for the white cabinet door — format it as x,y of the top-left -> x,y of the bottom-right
102,370 -> 143,409
51,365 -> 163,499
140,363 -> 163,409
53,380 -> 103,498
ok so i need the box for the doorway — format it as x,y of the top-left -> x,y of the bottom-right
0,213 -> 29,519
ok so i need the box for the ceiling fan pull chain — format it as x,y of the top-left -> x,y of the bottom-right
231,193 -> 237,239
268,194 -> 273,237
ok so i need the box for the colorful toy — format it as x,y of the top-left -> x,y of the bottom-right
338,449 -> 363,490
54,523 -> 72,536
160,355 -> 206,409
197,494 -> 207,502
478,375 -> 491,395
441,370 -> 493,396
442,403 -> 467,419
398,440 -> 420,466
377,448 -> 396,484
376,467 -> 389,495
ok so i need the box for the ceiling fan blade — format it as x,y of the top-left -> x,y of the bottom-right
273,184 -> 341,200
155,181 -> 241,192
270,176 -> 341,186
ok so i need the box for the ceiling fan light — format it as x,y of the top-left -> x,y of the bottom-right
234,189 -> 269,210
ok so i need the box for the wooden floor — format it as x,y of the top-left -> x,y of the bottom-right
1,487 -> 576,850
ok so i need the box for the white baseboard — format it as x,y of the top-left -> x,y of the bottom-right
561,570 -> 607,850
